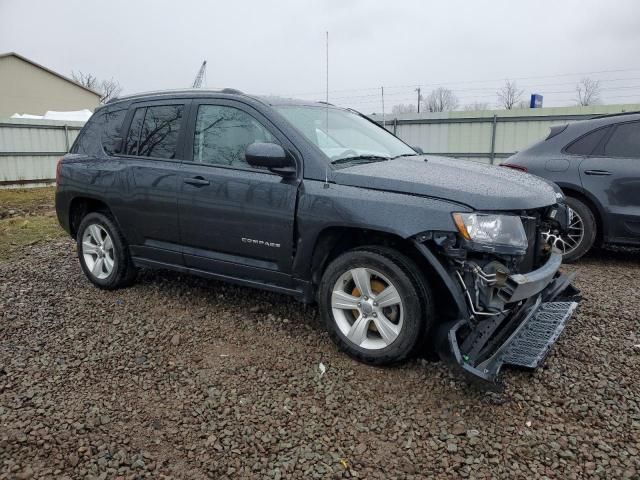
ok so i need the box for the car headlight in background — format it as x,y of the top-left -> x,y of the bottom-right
452,213 -> 528,253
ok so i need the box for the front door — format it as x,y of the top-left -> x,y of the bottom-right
177,101 -> 300,286
579,120 -> 640,244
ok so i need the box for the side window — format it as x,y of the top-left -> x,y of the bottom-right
71,111 -> 103,155
193,105 -> 277,167
565,126 -> 610,156
101,109 -> 127,155
124,105 -> 184,159
603,122 -> 640,158
124,108 -> 145,156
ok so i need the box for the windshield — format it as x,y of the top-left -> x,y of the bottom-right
275,105 -> 416,163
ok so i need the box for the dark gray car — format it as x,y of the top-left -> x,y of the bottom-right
504,112 -> 640,261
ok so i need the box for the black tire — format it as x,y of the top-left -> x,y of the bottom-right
76,212 -> 137,290
318,246 -> 433,366
562,197 -> 596,263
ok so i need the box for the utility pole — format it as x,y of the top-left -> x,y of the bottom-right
415,87 -> 421,113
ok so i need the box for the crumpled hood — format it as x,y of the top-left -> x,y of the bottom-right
332,155 -> 558,210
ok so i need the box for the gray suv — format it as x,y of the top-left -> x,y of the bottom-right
56,89 -> 579,388
505,112 -> 640,262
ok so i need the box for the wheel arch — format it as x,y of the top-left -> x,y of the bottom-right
557,184 -> 605,245
308,226 -> 462,323
68,196 -> 114,238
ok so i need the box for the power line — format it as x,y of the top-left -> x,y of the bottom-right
286,67 -> 640,98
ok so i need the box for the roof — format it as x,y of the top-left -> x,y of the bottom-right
0,52 -> 102,97
567,111 -> 640,131
106,87 -> 337,110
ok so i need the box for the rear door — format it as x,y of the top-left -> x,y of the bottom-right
578,121 -> 640,243
177,100 -> 300,286
113,99 -> 190,265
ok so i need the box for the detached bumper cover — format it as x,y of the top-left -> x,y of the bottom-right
441,250 -> 580,389
446,297 -> 578,389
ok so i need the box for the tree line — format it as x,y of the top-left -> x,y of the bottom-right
391,77 -> 603,114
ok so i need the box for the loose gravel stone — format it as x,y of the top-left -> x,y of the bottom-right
1,241 -> 639,479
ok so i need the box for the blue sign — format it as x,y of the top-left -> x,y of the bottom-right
530,94 -> 543,108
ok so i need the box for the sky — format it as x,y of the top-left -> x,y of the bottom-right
1,0 -> 640,112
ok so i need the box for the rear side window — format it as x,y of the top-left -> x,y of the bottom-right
565,126 -> 610,156
71,112 -> 102,155
101,109 -> 126,155
124,105 -> 184,159
603,122 -> 640,158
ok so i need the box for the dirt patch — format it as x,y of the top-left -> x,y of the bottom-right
0,187 -> 56,218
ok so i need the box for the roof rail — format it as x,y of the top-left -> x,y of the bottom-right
590,110 -> 640,120
107,87 -> 245,104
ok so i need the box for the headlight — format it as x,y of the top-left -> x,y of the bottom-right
452,212 -> 528,253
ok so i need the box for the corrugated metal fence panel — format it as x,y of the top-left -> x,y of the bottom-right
381,103 -> 640,162
448,120 -> 493,154
0,119 -> 85,185
0,155 -> 61,183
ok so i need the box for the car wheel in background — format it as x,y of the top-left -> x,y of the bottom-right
77,212 -> 137,289
543,196 -> 596,263
319,247 -> 433,366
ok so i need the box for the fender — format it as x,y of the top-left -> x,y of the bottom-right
292,179 -> 471,280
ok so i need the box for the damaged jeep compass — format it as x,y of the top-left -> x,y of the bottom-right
55,89 -> 580,388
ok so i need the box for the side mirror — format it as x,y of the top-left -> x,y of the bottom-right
412,146 -> 424,154
245,142 -> 295,175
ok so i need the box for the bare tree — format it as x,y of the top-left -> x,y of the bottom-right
423,87 -> 459,112
72,71 -> 123,104
575,77 -> 601,106
391,103 -> 417,114
99,78 -> 123,104
72,71 -> 98,91
463,102 -> 490,111
496,79 -> 524,110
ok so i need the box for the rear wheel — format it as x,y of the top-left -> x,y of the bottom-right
319,247 -> 433,365
542,196 -> 596,263
77,212 -> 137,289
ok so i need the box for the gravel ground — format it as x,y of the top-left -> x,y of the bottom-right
1,240 -> 639,479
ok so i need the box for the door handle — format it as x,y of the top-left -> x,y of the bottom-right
584,169 -> 612,176
183,176 -> 210,186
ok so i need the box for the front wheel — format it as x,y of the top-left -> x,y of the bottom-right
319,247 -> 433,366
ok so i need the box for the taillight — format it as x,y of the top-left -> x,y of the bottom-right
500,163 -> 528,173
55,157 -> 63,186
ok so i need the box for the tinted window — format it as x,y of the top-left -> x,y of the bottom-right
565,127 -> 610,156
101,108 -> 126,155
603,122 -> 640,158
193,105 -> 277,167
124,105 -> 184,159
71,111 -> 102,155
124,108 -> 145,156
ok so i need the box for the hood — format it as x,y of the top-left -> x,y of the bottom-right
332,155 -> 558,211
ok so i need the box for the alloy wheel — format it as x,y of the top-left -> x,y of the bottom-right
542,206 -> 585,255
82,224 -> 115,280
331,267 -> 404,350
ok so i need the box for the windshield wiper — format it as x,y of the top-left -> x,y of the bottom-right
331,155 -> 391,165
390,153 -> 420,160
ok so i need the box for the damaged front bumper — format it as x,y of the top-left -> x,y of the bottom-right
437,250 -> 581,390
